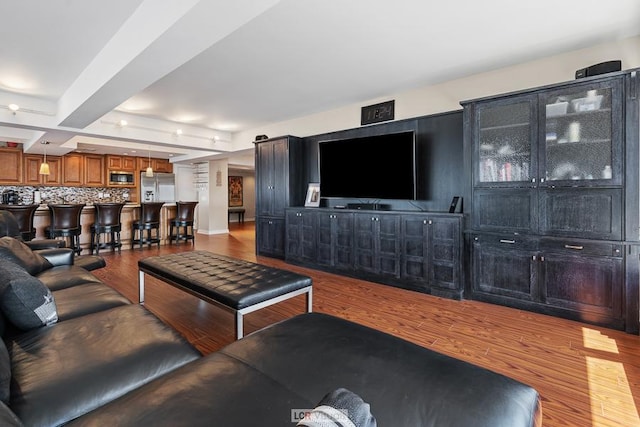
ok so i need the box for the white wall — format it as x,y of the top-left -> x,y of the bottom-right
232,35 -> 640,146
203,158 -> 229,234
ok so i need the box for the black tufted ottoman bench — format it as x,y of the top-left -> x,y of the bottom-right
138,251 -> 312,339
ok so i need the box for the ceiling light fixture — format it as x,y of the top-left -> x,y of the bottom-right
176,129 -> 183,136
119,119 -> 128,127
8,104 -> 19,114
39,141 -> 50,175
145,149 -> 154,177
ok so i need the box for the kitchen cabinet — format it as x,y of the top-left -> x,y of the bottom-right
62,153 -> 83,186
84,154 -> 105,187
463,70 -> 638,332
0,148 -> 22,184
107,155 -> 136,171
62,154 -> 105,187
255,136 -> 303,258
23,154 -> 62,185
137,157 -> 172,173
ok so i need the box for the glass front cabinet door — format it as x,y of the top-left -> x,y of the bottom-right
540,78 -> 623,187
474,95 -> 537,187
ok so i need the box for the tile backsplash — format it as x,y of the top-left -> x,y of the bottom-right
0,186 -> 133,205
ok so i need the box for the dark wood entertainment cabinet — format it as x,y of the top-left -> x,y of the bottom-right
255,69 -> 640,333
285,207 -> 464,299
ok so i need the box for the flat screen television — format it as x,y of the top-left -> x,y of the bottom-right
319,131 -> 416,200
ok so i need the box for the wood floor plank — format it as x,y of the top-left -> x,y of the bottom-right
92,223 -> 640,427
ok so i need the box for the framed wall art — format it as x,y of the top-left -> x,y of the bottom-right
228,176 -> 243,207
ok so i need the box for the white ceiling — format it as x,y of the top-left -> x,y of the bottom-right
0,0 -> 639,165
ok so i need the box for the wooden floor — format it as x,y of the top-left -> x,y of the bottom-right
92,222 -> 640,427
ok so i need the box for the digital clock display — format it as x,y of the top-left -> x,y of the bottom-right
361,100 -> 395,125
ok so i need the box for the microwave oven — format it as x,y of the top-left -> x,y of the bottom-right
109,171 -> 134,185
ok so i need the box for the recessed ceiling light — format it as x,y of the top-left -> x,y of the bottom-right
119,119 -> 128,127
131,150 -> 137,153
169,154 -> 174,157
8,104 -> 19,112
176,129 -> 183,135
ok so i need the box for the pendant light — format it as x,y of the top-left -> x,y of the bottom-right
39,141 -> 50,175
145,149 -> 154,177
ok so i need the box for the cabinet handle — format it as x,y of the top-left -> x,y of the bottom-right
423,220 -> 427,224
540,178 -> 545,183
428,220 -> 433,225
531,178 -> 536,183
532,255 -> 537,261
499,239 -> 516,244
564,245 -> 584,250
540,256 -> 545,262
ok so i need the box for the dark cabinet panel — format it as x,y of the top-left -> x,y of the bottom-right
473,188 -> 536,233
316,211 -> 354,270
286,208 -> 463,298
471,235 -> 538,301
541,252 -> 623,324
255,136 -> 303,258
256,218 -> 285,258
539,188 -> 622,240
285,210 -> 317,264
354,213 -> 400,278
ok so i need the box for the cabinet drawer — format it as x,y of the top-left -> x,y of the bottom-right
539,239 -> 623,258
471,234 -> 537,251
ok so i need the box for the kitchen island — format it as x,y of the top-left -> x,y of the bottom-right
30,203 -> 178,253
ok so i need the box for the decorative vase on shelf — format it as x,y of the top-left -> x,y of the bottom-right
602,165 -> 612,179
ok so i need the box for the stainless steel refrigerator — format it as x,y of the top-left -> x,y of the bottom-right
140,172 -> 176,202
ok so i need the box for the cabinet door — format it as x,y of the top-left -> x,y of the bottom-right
541,252 -> 623,326
107,155 -> 123,170
286,210 -> 316,263
540,78 -> 623,186
428,217 -> 461,291
63,153 -> 84,186
154,158 -> 172,173
354,213 -> 400,277
84,154 -> 105,186
471,235 -> 538,301
474,95 -> 537,187
122,156 -> 136,171
270,140 -> 289,216
354,214 -> 378,274
401,215 -> 429,285
472,188 -> 537,233
256,143 -> 274,216
0,148 -> 22,184
24,155 -> 62,185
317,211 -> 354,270
540,188 -> 622,240
257,217 -> 285,258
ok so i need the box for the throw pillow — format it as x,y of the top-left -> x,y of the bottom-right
0,236 -> 52,275
0,262 -> 58,330
297,388 -> 377,427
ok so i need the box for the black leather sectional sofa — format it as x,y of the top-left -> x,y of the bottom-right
0,235 -> 541,427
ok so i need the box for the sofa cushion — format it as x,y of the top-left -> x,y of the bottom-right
7,304 -> 200,427
0,339 -> 10,405
0,237 -> 52,275
35,265 -> 102,291
53,283 -> 130,321
0,262 -> 58,330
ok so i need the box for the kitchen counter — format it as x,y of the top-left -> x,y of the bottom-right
30,203 -> 178,252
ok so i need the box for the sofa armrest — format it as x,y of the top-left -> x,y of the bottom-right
25,239 -> 66,250
37,248 -> 74,266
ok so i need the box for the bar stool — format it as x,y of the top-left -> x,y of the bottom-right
90,203 -> 125,254
0,204 -> 39,241
169,201 -> 198,245
46,204 -> 85,255
131,202 -> 164,249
